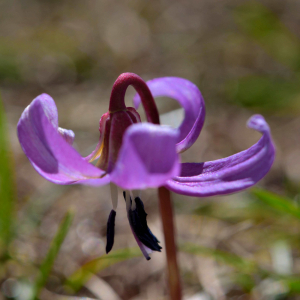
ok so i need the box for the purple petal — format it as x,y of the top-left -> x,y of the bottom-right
110,123 -> 181,190
31,93 -> 59,128
165,115 -> 275,197
133,77 -> 205,153
17,94 -> 106,184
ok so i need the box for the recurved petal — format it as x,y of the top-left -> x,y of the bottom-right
133,77 -> 205,153
165,115 -> 275,197
30,93 -> 59,127
110,123 -> 181,190
17,94 -> 105,184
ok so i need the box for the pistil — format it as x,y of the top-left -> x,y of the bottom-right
94,73 -> 160,173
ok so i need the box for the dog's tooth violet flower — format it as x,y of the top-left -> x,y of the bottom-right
17,73 -> 275,260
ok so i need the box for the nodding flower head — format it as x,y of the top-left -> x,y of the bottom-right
93,107 -> 141,172
17,72 -> 275,260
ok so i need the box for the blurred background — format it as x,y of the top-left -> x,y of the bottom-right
1,0 -> 300,299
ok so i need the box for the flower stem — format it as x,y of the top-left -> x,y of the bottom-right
158,187 -> 182,300
109,73 -> 160,124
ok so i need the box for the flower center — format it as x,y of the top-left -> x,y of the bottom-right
95,73 -> 160,173
95,107 -> 141,172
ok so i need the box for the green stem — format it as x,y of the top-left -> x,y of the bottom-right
158,187 -> 182,300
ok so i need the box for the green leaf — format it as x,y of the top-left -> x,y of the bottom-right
180,243 -> 257,274
284,277 -> 300,294
234,1 -> 300,71
251,188 -> 300,220
0,95 -> 16,254
65,248 -> 142,292
0,55 -> 22,83
231,273 -> 256,292
32,211 -> 74,299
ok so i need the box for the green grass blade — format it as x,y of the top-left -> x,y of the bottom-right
283,277 -> 300,294
234,1 -> 300,71
32,210 -> 74,299
65,248 -> 142,292
0,96 -> 15,254
252,188 -> 300,220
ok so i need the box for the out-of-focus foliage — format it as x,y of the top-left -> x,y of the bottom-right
251,188 -> 300,220
32,211 -> 74,300
180,243 -> 257,274
1,0 -> 300,299
235,2 -> 300,71
226,75 -> 300,112
0,96 -> 15,254
227,1 -> 300,113
189,189 -> 300,298
65,248 -> 141,293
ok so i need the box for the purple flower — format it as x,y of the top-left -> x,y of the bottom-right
17,73 -> 275,260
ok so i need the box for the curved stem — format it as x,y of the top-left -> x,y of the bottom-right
158,187 -> 182,300
109,73 -> 160,124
